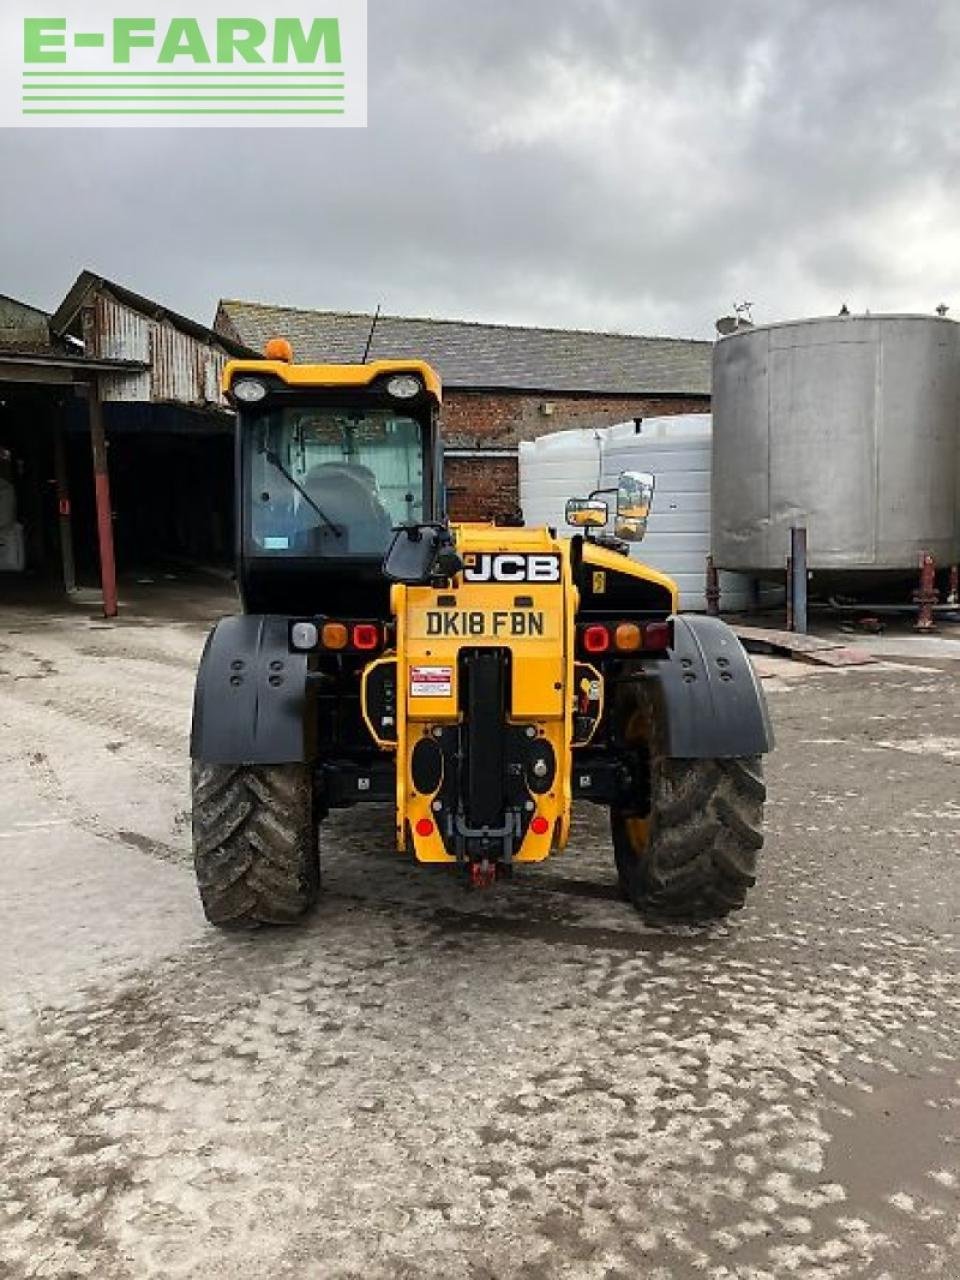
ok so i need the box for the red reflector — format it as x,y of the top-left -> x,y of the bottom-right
582,624 -> 610,654
530,815 -> 550,836
415,818 -> 435,838
643,622 -> 671,650
352,623 -> 380,651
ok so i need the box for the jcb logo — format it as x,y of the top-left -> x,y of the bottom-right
462,554 -> 560,584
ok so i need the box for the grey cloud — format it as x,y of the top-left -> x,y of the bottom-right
2,0 -> 959,338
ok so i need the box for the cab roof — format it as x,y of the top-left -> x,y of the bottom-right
222,357 -> 442,402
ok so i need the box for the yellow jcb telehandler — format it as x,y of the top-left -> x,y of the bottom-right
190,347 -> 772,925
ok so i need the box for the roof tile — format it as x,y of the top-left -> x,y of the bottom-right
216,301 -> 711,396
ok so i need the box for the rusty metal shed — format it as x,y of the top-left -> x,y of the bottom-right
0,292 -> 149,601
32,271 -> 257,614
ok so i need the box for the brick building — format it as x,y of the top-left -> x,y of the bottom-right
214,302 -> 711,521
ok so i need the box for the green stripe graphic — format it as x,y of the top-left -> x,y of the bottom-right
20,65 -> 352,118
24,95 -> 345,101
23,108 -> 346,115
22,70 -> 344,77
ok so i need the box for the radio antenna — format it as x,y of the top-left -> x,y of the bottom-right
361,304 -> 381,362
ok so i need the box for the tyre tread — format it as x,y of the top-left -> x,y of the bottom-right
191,761 -> 320,928
613,747 -> 766,923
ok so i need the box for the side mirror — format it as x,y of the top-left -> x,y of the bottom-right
435,544 -> 464,578
383,526 -> 462,584
566,497 -> 609,529
615,471 -> 655,542
383,526 -> 442,583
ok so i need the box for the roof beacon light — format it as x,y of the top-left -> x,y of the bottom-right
386,374 -> 421,400
264,337 -> 294,362
233,378 -> 267,404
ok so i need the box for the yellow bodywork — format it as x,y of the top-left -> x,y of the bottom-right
392,526 -> 572,863
223,357 -> 443,402
578,540 -> 679,611
360,524 -> 679,865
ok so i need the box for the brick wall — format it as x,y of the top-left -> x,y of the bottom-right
441,390 -> 709,449
445,456 -> 519,522
441,390 -> 710,522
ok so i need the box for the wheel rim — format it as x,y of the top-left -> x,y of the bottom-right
623,815 -> 650,857
620,704 -> 654,861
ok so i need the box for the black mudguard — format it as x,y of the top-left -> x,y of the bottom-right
190,615 -> 313,765
638,615 -> 774,759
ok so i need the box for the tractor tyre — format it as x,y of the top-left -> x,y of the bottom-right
611,686 -> 765,920
191,761 -> 320,928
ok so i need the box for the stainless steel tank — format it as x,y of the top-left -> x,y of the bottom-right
712,315 -> 960,580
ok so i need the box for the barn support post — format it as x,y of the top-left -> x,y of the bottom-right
87,377 -> 118,618
53,412 -> 76,594
789,526 -> 808,634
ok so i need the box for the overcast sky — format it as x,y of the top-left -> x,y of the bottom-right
2,0 -> 959,339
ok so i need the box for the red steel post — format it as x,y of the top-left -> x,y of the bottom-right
88,379 -> 118,618
914,551 -> 938,633
705,555 -> 721,617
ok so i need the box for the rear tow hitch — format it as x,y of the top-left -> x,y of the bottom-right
468,859 -> 500,889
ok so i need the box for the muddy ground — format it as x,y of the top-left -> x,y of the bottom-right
1,580 -> 959,1279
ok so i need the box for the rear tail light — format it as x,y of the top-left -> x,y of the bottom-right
643,622 -> 671,651
579,620 -> 672,655
320,621 -> 349,650
530,815 -> 550,836
415,818 -> 435,837
614,622 -> 642,651
290,621 -> 319,651
298,619 -> 385,652
352,623 -> 381,651
582,624 -> 611,654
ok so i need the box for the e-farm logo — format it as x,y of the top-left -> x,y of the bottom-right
1,2 -> 366,127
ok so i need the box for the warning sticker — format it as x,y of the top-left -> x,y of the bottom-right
410,665 -> 453,698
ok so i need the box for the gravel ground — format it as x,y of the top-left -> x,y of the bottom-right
1,582 -> 959,1279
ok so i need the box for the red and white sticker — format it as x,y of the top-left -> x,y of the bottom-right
410,665 -> 453,698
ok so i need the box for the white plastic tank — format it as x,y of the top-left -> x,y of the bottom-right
516,426 -> 604,522
520,416 -> 755,610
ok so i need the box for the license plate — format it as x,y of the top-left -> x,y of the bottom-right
410,608 -> 555,640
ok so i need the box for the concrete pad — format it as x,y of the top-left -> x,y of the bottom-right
1,587 -> 959,1279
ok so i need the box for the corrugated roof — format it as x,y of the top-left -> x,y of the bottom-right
0,293 -> 68,356
51,271 -> 256,357
215,300 -> 712,396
